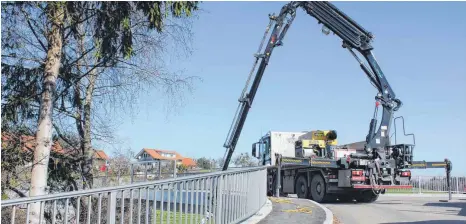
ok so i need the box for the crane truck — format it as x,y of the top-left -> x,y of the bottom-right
221,1 -> 452,203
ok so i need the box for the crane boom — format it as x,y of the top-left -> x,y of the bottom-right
222,1 -> 402,170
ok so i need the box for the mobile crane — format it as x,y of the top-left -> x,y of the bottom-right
221,1 -> 452,202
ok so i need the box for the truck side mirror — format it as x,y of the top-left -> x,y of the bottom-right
252,143 -> 257,158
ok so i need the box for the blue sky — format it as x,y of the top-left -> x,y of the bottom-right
108,2 -> 466,176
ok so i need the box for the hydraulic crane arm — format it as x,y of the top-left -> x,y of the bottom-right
222,1 -> 402,170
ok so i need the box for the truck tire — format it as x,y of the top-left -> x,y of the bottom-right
295,175 -> 309,199
355,190 -> 379,203
310,174 -> 326,203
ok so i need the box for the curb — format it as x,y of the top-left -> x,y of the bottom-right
240,198 -> 273,224
307,199 -> 334,224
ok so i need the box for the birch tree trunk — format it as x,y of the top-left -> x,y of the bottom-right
29,3 -> 64,223
82,68 -> 97,189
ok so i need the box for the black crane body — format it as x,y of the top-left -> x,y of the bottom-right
223,1 -> 399,170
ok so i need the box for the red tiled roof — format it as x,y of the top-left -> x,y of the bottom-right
140,148 -> 184,160
94,150 -> 109,160
181,158 -> 196,167
137,148 -> 196,166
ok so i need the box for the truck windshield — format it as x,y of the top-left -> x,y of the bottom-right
264,137 -> 271,155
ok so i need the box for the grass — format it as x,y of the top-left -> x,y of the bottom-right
385,188 -> 448,194
151,208 -> 206,224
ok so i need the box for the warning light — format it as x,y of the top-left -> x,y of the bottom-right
375,101 -> 380,107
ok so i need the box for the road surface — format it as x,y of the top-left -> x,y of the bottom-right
323,195 -> 466,224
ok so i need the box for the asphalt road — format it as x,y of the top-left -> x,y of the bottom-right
323,195 -> 466,224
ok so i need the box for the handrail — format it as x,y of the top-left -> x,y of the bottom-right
1,166 -> 268,206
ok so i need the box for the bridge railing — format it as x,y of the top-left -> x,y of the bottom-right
387,176 -> 466,194
1,166 -> 267,224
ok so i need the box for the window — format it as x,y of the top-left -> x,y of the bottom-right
161,153 -> 175,158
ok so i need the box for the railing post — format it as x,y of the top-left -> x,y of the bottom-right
107,191 -> 117,224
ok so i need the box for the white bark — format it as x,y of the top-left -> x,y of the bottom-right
29,3 -> 64,223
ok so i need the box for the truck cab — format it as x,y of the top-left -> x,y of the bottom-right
252,131 -> 307,166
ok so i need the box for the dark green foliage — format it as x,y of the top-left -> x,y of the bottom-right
92,1 -> 200,61
196,157 -> 213,170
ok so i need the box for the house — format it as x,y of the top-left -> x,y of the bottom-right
135,148 -> 197,168
94,150 -> 110,172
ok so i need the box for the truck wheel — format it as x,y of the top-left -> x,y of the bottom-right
310,174 -> 326,203
355,191 -> 379,203
295,175 -> 309,199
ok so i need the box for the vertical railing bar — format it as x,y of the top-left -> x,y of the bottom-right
98,193 -> 102,224
190,180 -> 194,224
215,175 -> 224,224
11,205 -> 16,224
204,178 -> 209,223
225,174 -> 230,224
160,184 -> 165,224
181,181 -> 189,224
138,188 -> 142,224
167,183 -> 171,224
225,175 -> 229,224
77,196 -> 81,224
121,190 -> 125,224
184,181 -> 188,224
65,198 -> 70,224
246,172 -> 251,213
207,177 -> 212,224
87,195 -> 92,224
174,182 -> 178,224
146,187 -> 150,224
236,173 -> 242,219
215,176 -> 220,224
179,182 -> 183,223
244,172 -> 248,219
52,200 -> 57,224
235,173 -> 238,222
200,178 -> 204,221
235,173 -> 239,221
39,201 -> 44,224
223,175 -> 227,224
196,179 -> 200,224
26,203 -> 30,224
130,189 -> 134,224
232,174 -> 236,222
153,186 -> 158,224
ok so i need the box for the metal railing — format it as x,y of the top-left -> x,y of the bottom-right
1,166 -> 267,224
387,175 -> 466,194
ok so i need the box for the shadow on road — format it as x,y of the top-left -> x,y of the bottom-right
424,201 -> 466,216
381,220 -> 466,224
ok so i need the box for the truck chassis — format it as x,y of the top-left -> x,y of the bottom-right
267,154 -> 453,203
